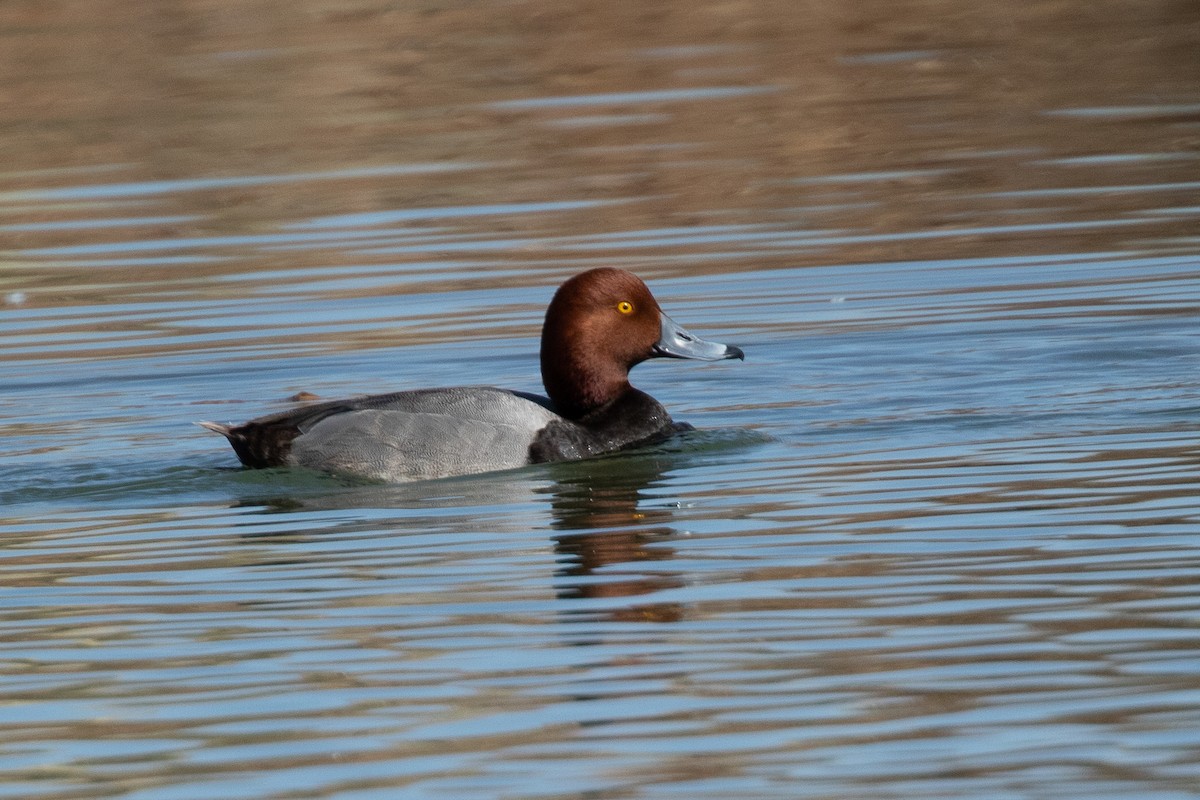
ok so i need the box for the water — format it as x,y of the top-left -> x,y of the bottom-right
3,1 -> 1200,797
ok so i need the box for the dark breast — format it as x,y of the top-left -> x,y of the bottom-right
528,388 -> 678,463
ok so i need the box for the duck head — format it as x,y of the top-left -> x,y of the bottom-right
540,267 -> 743,419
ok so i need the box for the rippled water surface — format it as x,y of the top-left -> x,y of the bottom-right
3,2 -> 1200,798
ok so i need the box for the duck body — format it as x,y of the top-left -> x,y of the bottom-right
201,385 -> 678,482
200,268 -> 742,482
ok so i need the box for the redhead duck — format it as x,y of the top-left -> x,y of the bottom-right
199,267 -> 743,482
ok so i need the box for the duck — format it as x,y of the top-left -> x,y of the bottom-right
199,267 -> 744,482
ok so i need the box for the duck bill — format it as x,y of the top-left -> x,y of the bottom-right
652,314 -> 745,361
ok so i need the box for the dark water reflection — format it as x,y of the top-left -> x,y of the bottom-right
546,454 -> 689,620
3,0 -> 1200,798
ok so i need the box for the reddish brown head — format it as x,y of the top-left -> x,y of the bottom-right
540,268 -> 743,420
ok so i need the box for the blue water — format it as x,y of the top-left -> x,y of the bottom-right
3,2 -> 1200,798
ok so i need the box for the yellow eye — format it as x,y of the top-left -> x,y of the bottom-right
617,300 -> 634,315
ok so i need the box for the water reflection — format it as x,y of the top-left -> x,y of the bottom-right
545,455 -> 686,621
221,443 -> 708,628
211,436 -> 748,627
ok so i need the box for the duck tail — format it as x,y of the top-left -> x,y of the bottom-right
196,419 -> 295,468
196,420 -> 235,438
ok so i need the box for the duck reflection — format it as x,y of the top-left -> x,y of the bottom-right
227,442 -> 696,623
540,451 -> 686,622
